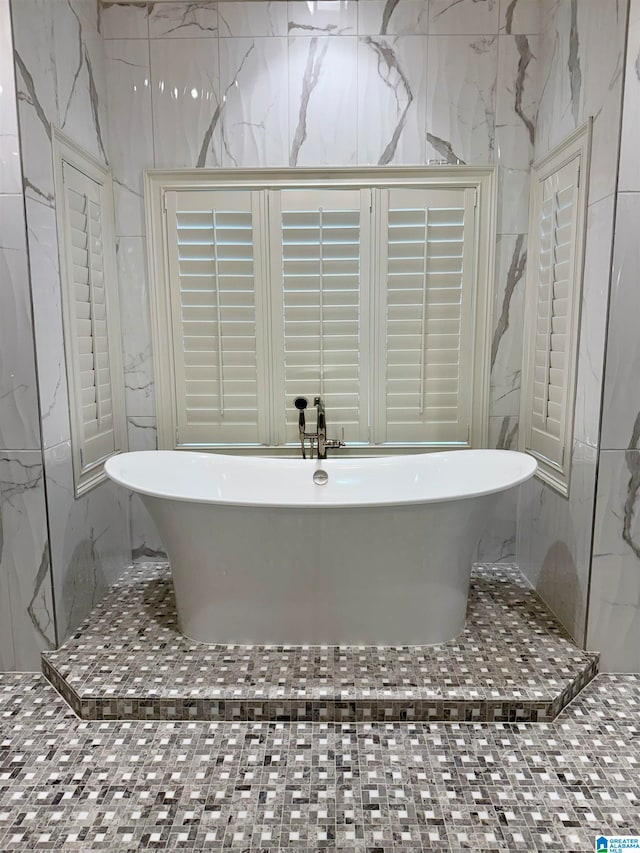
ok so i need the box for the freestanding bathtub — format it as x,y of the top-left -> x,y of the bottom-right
105,450 -> 536,646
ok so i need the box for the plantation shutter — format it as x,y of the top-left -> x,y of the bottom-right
270,188 -> 370,445
375,187 -> 476,444
61,162 -> 117,468
526,158 -> 581,469
164,190 -> 268,445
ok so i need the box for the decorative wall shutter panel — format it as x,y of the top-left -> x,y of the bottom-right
375,187 -> 476,444
528,159 -> 580,468
61,162 -> 117,468
269,188 -> 371,445
520,120 -> 590,494
164,190 -> 269,445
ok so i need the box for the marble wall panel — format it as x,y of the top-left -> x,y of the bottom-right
426,35 -> 497,165
429,0 -> 499,36
288,0 -> 357,36
289,36 -> 358,165
357,0 -> 429,37
0,452 -> 56,669
0,195 -> 40,451
618,2 -> 640,193
101,2 -> 149,39
104,39 -> 153,237
490,233 -> 527,419
148,2 -> 218,39
0,0 -> 21,194
498,0 -> 540,35
43,441 -> 130,641
127,417 -> 166,559
218,2 -> 287,38
116,237 -> 155,418
357,35 -> 427,165
588,449 -> 640,671
150,38 -> 222,168
219,37 -> 289,166
601,193 -> 640,453
517,440 -> 598,644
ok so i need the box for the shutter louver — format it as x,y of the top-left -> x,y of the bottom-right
376,187 -> 476,444
62,163 -> 117,468
526,158 -> 580,469
165,191 -> 267,445
271,189 -> 370,445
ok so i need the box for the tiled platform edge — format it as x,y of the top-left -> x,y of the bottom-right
42,563 -> 599,723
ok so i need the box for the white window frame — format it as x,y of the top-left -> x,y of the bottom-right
145,167 -> 496,455
53,128 -> 127,495
519,120 -> 592,496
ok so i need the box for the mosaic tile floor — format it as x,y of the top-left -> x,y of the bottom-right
1,672 -> 639,851
42,563 -> 598,723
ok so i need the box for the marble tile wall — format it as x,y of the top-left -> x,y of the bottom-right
0,0 -> 56,671
588,0 -> 640,671
102,0 -> 540,562
9,0 -> 131,644
516,0 -> 627,646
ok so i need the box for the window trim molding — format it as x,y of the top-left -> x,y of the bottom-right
145,166 -> 497,454
519,119 -> 592,496
52,127 -> 127,495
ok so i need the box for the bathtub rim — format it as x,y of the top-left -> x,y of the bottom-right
105,448 -> 537,509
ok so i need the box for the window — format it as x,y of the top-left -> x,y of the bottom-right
520,121 -> 591,495
53,129 -> 127,494
146,167 -> 495,453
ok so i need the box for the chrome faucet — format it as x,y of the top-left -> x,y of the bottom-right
293,396 -> 345,459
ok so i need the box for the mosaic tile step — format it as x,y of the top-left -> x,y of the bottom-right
42,562 -> 599,723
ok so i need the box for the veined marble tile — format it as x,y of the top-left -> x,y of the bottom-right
0,560 -> 15,670
588,449 -> 640,671
357,35 -> 426,165
288,36 -> 357,165
0,0 -> 22,194
533,1 -> 574,160
24,199 -> 72,451
574,194 -> 614,449
0,196 -> 40,451
101,1 -> 149,39
494,32 -> 535,232
0,450 -> 56,670
478,413 -> 519,564
218,1 -> 287,37
11,0 -> 58,208
219,37 -> 289,167
489,233 -> 526,419
601,193 -> 640,452
105,39 -> 153,236
426,36 -> 497,166
44,440 -> 130,642
577,0 -> 626,206
498,0 -> 540,35
148,2 -> 218,38
516,440 -> 597,645
429,0 -> 499,36
54,0 -> 110,168
357,0 -> 429,37
619,0 -> 640,192
288,0 -> 357,36
127,417 -> 166,560
116,237 -> 156,418
150,38 -> 222,168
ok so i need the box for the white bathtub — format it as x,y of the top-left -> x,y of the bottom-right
105,450 -> 536,645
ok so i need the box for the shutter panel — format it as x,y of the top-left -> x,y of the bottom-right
526,157 -> 580,469
270,188 -> 370,445
61,162 -> 117,467
165,190 -> 268,445
375,187 -> 476,444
